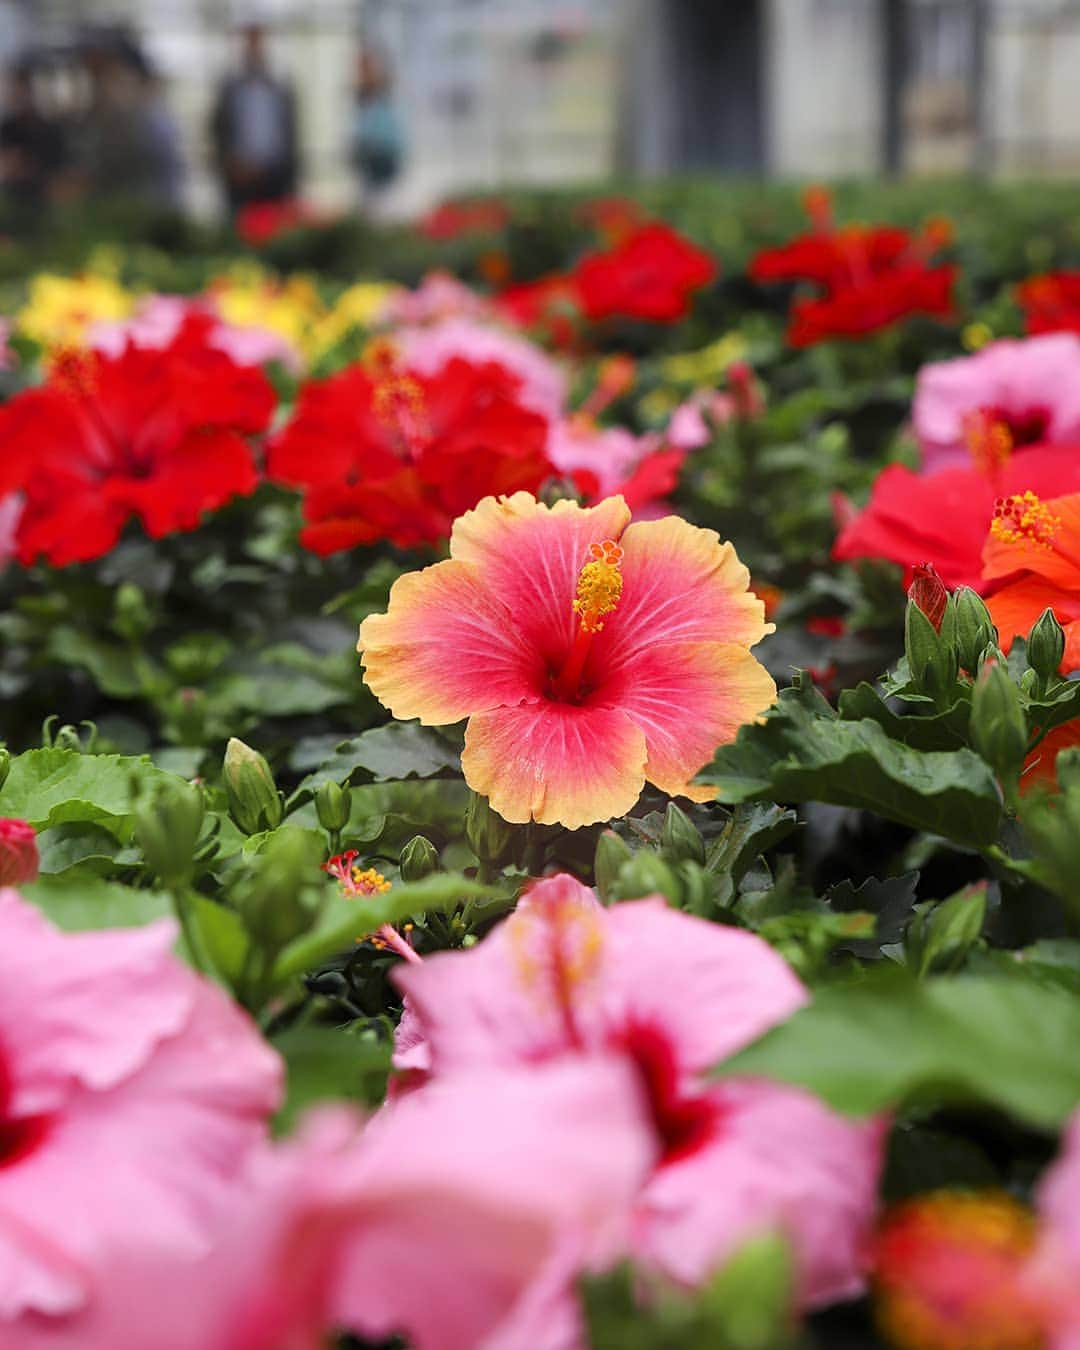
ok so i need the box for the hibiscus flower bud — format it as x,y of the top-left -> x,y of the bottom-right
465,791 -> 513,864
0,818 -> 38,886
907,563 -> 947,633
594,828 -> 633,903
661,801 -> 706,866
133,779 -> 205,886
1027,607 -> 1066,681
237,826 -> 321,953
951,588 -> 998,674
224,738 -> 283,836
608,850 -> 681,906
905,599 -> 958,703
399,834 -> 439,882
314,781 -> 351,836
971,661 -> 1028,786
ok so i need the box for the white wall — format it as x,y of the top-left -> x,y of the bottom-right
765,0 -> 883,176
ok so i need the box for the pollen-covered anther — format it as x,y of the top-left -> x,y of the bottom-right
572,539 -> 624,633
990,490 -> 1061,549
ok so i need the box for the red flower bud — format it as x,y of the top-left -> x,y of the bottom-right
0,819 -> 39,887
908,562 -> 948,632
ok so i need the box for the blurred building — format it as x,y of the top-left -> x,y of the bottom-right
3,0 -> 1080,218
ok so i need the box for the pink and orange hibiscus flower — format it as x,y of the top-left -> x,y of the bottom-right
358,492 -> 777,829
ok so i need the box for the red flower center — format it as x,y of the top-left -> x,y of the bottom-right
619,1018 -> 720,1166
549,539 -> 623,703
0,1045 -> 51,1170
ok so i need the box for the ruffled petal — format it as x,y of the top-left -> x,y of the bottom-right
985,577 -> 1080,658
449,492 -> 632,667
601,641 -> 776,800
462,700 -> 646,828
598,514 -> 771,669
982,492 -> 1080,591
635,1080 -> 885,1309
359,560 -> 540,725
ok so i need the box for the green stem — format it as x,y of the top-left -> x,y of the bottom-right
170,884 -> 216,979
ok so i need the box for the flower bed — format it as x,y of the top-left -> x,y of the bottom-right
1,182 -> 1080,1347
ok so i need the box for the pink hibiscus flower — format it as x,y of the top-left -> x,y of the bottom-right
380,270 -> 493,327
89,294 -> 303,372
1027,1111 -> 1080,1348
393,873 -> 885,1309
546,418 -> 684,516
17,1066 -> 653,1350
0,888 -> 281,1326
913,334 -> 1080,473
396,317 -> 568,422
358,492 -> 776,829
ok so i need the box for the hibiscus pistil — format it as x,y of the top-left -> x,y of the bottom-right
963,409 -> 1013,475
550,538 -> 624,701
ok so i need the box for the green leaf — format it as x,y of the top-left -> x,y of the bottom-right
704,803 -> 799,883
702,680 -> 1003,849
270,872 -> 507,987
0,748 -> 178,834
23,874 -> 173,931
35,822 -> 126,876
837,682 -> 970,751
188,895 -> 249,987
721,970 -> 1080,1129
44,626 -> 144,698
271,1022 -> 391,1134
294,723 -> 461,797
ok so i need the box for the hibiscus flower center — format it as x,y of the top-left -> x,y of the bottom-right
991,491 -> 1061,550
963,405 -> 1050,474
548,539 -> 624,703
0,1045 -> 51,1170
619,1019 -> 720,1166
367,342 -> 431,461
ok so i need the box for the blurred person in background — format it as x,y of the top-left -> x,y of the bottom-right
75,27 -> 183,211
210,23 -> 298,216
0,61 -> 66,224
350,45 -> 404,215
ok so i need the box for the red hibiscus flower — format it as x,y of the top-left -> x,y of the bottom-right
496,274 -> 583,350
267,347 -> 554,554
750,200 -> 956,346
750,223 -> 913,290
787,259 -> 956,347
1016,271 -> 1080,337
573,222 -> 717,324
235,199 -> 317,248
2,319 -> 275,567
833,445 -> 1080,591
418,199 -> 510,241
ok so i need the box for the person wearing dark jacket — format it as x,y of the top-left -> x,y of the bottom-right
209,24 -> 297,215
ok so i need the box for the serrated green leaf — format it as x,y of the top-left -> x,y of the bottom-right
702,681 -> 1003,848
294,723 -> 461,798
23,874 -> 173,931
0,748 -> 178,833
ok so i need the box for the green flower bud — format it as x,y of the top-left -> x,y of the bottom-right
314,781 -> 352,835
133,778 -> 205,885
1027,607 -> 1066,681
399,834 -> 439,882
0,747 -> 10,793
952,587 -> 997,673
112,582 -> 152,641
465,791 -> 513,864
167,688 -> 207,746
905,599 -> 958,701
223,738 -> 282,836
608,850 -> 681,905
235,827 -> 322,953
660,801 -> 706,865
971,660 -> 1028,784
594,829 -> 633,903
